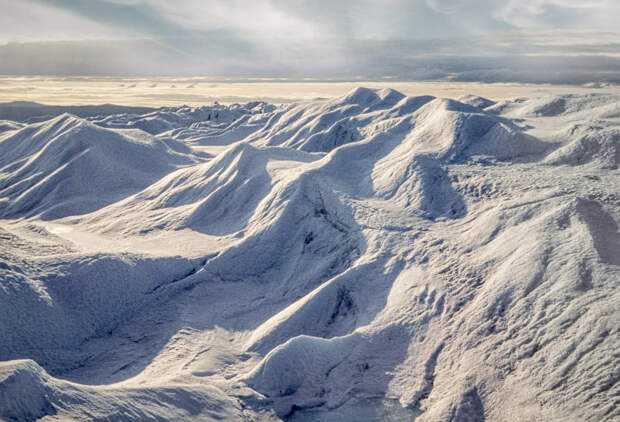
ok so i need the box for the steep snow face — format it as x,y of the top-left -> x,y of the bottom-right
0,89 -> 619,422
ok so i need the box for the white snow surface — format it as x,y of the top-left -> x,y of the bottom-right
0,88 -> 618,421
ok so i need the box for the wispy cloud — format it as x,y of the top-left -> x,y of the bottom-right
0,0 -> 136,42
1,0 -> 618,83
495,0 -> 620,29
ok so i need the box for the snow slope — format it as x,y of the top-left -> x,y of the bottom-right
0,114 -> 201,219
0,88 -> 618,421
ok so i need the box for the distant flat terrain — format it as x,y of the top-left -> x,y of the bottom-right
1,76 -> 619,106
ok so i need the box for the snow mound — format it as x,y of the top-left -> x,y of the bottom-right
0,359 -> 241,421
92,102 -> 276,135
457,94 -> 496,109
0,114 -> 198,219
245,334 -> 360,415
337,87 -> 405,110
373,153 -> 466,219
0,360 -> 54,422
247,87 -> 421,153
526,96 -> 569,116
401,98 -> 549,162
244,262 -> 386,355
76,143 -> 318,235
202,169 -> 363,296
163,111 -> 276,147
246,88 -> 547,163
505,93 -> 620,118
249,91 -> 548,162
543,125 -> 619,169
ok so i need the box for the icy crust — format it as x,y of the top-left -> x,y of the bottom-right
0,89 -> 619,421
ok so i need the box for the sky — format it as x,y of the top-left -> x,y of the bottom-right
1,0 -> 619,84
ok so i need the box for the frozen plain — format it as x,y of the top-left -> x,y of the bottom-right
0,87 -> 618,421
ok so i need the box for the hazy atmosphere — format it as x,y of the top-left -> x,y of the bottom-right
1,0 -> 619,83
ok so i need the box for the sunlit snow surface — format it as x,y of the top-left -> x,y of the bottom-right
0,88 -> 618,421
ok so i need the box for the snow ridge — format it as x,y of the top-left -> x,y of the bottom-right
0,88 -> 618,421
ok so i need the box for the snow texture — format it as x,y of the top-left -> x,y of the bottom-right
0,88 -> 618,421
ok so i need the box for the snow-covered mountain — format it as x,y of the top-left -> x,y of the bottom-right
0,88 -> 618,421
0,114 -> 201,219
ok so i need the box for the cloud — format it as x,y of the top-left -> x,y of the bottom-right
9,0 -> 619,45
7,0 -> 620,43
0,0 -> 135,42
494,0 -> 620,29
0,0 -> 618,84
425,0 -> 462,14
27,0 -> 193,38
2,31 -> 619,85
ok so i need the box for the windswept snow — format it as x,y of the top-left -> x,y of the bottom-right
0,88 -> 618,421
